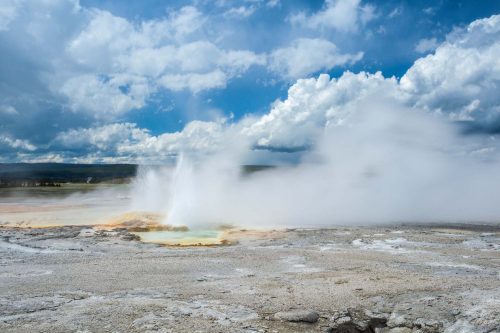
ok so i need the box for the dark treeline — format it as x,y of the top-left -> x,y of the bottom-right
0,163 -> 274,188
0,163 -> 138,187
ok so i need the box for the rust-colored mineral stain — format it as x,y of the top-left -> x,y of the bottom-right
97,211 -> 165,229
154,238 -> 234,247
222,228 -> 286,241
1,209 -> 281,247
97,211 -> 192,232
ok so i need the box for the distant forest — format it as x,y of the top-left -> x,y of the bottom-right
0,163 -> 137,187
0,163 -> 275,187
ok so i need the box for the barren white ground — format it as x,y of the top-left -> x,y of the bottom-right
0,223 -> 499,333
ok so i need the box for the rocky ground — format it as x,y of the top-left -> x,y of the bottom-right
0,224 -> 499,333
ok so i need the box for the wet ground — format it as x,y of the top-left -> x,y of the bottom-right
0,223 -> 499,333
0,184 -> 131,227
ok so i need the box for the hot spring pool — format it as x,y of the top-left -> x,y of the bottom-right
132,229 -> 226,246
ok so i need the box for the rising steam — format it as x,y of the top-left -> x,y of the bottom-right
131,96 -> 500,228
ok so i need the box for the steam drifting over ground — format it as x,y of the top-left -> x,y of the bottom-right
126,14 -> 500,228
131,95 -> 500,228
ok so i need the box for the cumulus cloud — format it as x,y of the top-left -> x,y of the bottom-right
290,0 -> 376,33
2,2 -> 500,164
168,6 -> 206,39
223,6 -> 256,19
0,105 -> 18,115
242,72 -> 399,148
249,15 -> 500,149
0,0 -> 19,31
1,1 -> 265,120
0,135 -> 36,152
415,37 -> 439,53
16,14 -> 500,163
266,0 -> 280,8
160,71 -> 228,93
212,0 -> 278,15
59,74 -> 151,117
53,123 -> 151,152
59,6 -> 265,111
0,0 -> 269,159
401,15 -> 500,125
50,120 -> 227,163
269,38 -> 363,79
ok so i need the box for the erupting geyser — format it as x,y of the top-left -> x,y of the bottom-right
132,98 -> 500,229
166,154 -> 198,227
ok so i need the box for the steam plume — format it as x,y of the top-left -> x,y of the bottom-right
131,96 -> 500,228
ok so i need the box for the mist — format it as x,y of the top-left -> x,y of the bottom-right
130,96 -> 500,228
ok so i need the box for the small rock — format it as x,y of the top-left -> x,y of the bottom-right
387,313 -> 407,327
78,228 -> 95,237
335,279 -> 349,285
376,328 -> 412,333
120,233 -> 140,241
275,310 -> 320,323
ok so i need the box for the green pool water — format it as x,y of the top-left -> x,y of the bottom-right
132,229 -> 223,246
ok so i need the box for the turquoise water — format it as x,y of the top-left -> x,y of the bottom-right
132,229 -> 222,245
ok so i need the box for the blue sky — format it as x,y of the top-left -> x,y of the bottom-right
0,0 -> 499,163
80,0 -> 500,134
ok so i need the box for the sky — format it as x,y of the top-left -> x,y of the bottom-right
0,0 -> 499,164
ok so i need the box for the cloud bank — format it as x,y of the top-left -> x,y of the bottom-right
0,0 -> 374,160
0,0 -> 499,164
33,13 -> 500,163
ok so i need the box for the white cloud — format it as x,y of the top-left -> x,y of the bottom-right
244,14 -> 500,149
1,1 -> 265,118
67,6 -> 204,64
266,0 -> 280,8
289,0 -> 376,33
388,7 -> 402,19
415,37 -> 439,53
223,6 -> 256,19
170,41 -> 265,73
123,46 -> 177,77
3,2 -> 500,164
143,120 -> 226,155
241,72 -> 400,148
359,3 -> 376,25
269,38 -> 363,79
223,50 -> 267,74
12,153 -> 66,163
59,74 -> 151,116
51,120 -> 227,163
0,135 -> 36,151
0,0 -> 19,31
60,7 -> 265,112
24,14 -> 500,162
0,105 -> 18,115
401,14 -> 500,123
54,123 -> 150,150
168,6 -> 206,39
160,70 -> 228,93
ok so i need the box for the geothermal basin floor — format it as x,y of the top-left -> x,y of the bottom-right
0,225 -> 499,333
